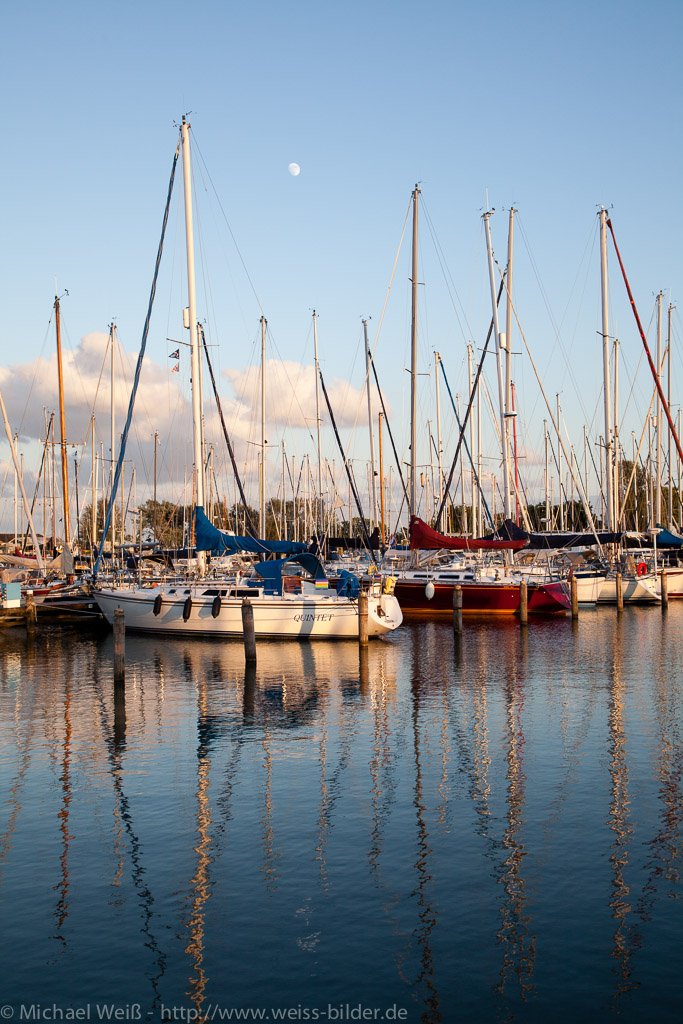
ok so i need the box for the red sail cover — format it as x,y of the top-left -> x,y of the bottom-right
409,516 -> 528,551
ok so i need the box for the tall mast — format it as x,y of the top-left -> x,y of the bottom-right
505,209 -> 516,495
544,420 -> 550,528
483,211 -> 513,527
378,411 -> 385,544
363,318 -> 378,527
668,303 -> 674,527
109,322 -> 116,553
260,315 -> 267,536
0,390 -> 44,568
614,337 -> 620,527
54,294 -> 70,545
655,291 -> 663,525
434,351 -> 444,522
599,207 -> 614,531
312,311 -> 323,536
557,394 -> 564,530
410,185 -> 420,524
180,115 -> 205,573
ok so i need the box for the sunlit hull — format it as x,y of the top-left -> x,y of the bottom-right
392,577 -> 570,617
596,572 -> 660,603
92,582 -> 402,639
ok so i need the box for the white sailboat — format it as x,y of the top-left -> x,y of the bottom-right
91,118 -> 402,640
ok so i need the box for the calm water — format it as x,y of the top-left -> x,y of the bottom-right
1,607 -> 682,1023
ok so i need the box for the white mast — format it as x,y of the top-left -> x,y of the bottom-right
655,291 -> 663,525
410,186 -> 420,528
312,311 -> 323,537
599,207 -> 614,531
435,351 -> 444,523
0,390 -> 44,568
363,319 -> 379,528
483,211 -> 513,529
260,315 -> 267,536
180,115 -> 205,573
669,304 -> 674,527
109,322 -> 116,554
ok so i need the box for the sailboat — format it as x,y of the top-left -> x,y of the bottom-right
384,194 -> 570,617
91,118 -> 402,641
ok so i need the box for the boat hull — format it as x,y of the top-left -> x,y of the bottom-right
92,584 -> 402,639
392,578 -> 570,618
597,573 -> 660,604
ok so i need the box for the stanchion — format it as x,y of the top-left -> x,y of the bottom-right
571,576 -> 579,620
358,589 -> 369,647
242,598 -> 257,663
519,580 -> 528,625
113,608 -> 125,683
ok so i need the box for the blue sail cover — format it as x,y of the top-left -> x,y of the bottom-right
194,507 -> 308,556
656,528 -> 683,548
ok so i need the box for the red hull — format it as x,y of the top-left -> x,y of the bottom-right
393,578 -> 569,618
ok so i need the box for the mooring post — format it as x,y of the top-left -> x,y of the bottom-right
571,576 -> 579,619
113,608 -> 125,683
453,585 -> 463,634
616,572 -> 623,613
358,588 -> 369,647
661,568 -> 669,611
519,580 -> 528,625
25,592 -> 36,636
242,598 -> 257,663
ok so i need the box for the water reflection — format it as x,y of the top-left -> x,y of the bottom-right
1,614 -> 683,1020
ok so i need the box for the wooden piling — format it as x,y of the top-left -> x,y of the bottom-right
113,608 -> 125,683
358,589 -> 369,647
571,576 -> 579,620
661,569 -> 669,610
242,598 -> 257,663
616,572 -> 623,613
519,580 -> 528,625
453,585 -> 463,634
25,592 -> 36,636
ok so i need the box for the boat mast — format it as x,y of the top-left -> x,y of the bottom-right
505,209 -> 516,503
260,315 -> 267,536
668,303 -> 674,527
410,185 -> 420,527
54,294 -> 70,546
483,211 -> 512,529
363,318 -> 379,528
109,322 -> 116,555
180,115 -> 206,573
655,291 -> 663,526
379,411 -> 385,544
599,207 -> 614,531
0,389 -> 44,568
434,351 -> 444,524
312,311 -> 323,538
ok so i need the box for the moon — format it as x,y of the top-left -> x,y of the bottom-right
288,162 -> 301,177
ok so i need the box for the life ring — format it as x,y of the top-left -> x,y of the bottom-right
211,595 -> 221,618
183,596 -> 193,621
637,562 -> 647,577
153,594 -> 163,616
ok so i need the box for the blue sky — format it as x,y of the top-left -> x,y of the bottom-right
1,0 -> 682,535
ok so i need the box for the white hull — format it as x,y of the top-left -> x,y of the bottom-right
572,572 -> 607,604
596,572 -> 660,604
658,566 -> 683,598
92,582 -> 402,639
